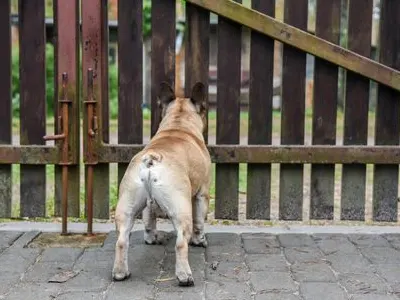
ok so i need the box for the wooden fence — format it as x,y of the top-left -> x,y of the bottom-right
0,0 -> 399,224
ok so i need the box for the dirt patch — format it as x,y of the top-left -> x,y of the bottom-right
27,232 -> 107,248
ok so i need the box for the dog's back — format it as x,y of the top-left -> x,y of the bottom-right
136,97 -> 211,203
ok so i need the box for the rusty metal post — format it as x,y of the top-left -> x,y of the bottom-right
84,68 -> 98,236
44,73 -> 71,235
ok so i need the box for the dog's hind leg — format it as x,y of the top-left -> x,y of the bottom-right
147,166 -> 195,286
155,190 -> 194,286
171,205 -> 194,286
190,187 -> 209,248
112,171 -> 147,281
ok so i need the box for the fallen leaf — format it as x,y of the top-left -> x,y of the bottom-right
155,277 -> 175,282
48,270 -> 80,283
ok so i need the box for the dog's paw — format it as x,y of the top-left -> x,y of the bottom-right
177,273 -> 194,287
145,238 -> 163,245
112,264 -> 131,281
144,231 -> 163,245
190,236 -> 208,248
112,268 -> 131,281
190,239 -> 208,248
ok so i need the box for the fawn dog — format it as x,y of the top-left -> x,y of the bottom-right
112,82 -> 211,286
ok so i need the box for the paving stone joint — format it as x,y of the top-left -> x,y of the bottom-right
0,230 -> 399,299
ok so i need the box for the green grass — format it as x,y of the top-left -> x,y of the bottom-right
12,108 -> 377,142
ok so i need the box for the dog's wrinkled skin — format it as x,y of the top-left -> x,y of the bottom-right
112,82 -> 211,286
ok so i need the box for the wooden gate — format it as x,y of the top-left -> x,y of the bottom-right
1,0 -> 399,231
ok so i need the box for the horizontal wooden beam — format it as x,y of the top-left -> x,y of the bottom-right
0,145 -> 59,164
186,0 -> 400,92
97,144 -> 400,164
3,143 -> 395,165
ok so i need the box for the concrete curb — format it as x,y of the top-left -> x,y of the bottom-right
0,221 -> 399,234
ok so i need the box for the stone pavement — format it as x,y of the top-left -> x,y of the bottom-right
0,227 -> 400,300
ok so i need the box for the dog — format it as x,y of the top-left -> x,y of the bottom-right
112,81 -> 211,286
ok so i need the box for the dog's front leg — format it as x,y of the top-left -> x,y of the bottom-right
190,190 -> 209,248
112,181 -> 146,281
143,203 -> 159,244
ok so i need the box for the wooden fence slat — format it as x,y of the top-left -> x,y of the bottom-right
310,0 -> 341,220
185,2 -> 210,143
341,0 -> 373,221
82,0 -> 109,219
19,0 -> 46,217
373,0 -> 400,222
118,0 -> 143,186
279,0 -> 308,221
0,0 -> 12,218
246,0 -> 274,220
215,0 -> 241,220
53,0 -> 59,217
98,0 -> 110,219
54,0 -> 80,217
151,0 -> 176,137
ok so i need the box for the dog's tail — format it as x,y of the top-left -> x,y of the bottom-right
141,152 -> 163,168
139,151 -> 163,199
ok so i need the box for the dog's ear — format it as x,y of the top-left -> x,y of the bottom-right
158,82 -> 175,107
190,82 -> 207,114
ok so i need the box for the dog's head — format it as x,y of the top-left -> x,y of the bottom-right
157,81 -> 208,133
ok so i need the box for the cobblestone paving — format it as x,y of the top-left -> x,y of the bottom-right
0,230 -> 400,299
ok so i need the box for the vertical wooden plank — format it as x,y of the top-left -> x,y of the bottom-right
151,0 -> 176,137
100,0 -> 110,147
246,0 -> 274,220
54,0 -> 80,217
185,3 -> 210,143
117,0 -> 143,185
373,0 -> 400,222
0,0 -> 12,218
82,0 -> 110,219
341,0 -> 372,220
99,0 -> 110,218
19,0 -> 46,217
215,0 -> 241,220
53,0 -> 60,217
310,0 -> 340,220
279,0 -> 307,221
